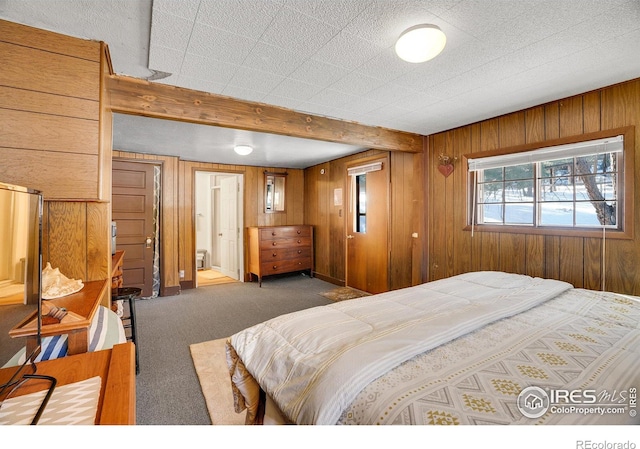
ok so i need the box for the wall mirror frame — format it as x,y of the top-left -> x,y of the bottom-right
264,171 -> 287,213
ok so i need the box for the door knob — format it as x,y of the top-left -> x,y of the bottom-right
145,237 -> 152,248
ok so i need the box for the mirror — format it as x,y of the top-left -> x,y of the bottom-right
265,171 -> 286,213
0,182 -> 42,367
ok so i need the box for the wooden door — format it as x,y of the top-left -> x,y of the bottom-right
346,157 -> 389,294
112,160 -> 156,297
219,175 -> 239,279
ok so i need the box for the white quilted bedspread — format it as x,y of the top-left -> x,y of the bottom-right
338,288 -> 640,425
230,271 -> 572,424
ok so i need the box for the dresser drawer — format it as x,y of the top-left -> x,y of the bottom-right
260,226 -> 310,240
259,236 -> 311,250
260,258 -> 312,275
260,247 -> 311,262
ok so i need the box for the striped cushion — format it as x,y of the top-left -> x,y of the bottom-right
2,305 -> 126,368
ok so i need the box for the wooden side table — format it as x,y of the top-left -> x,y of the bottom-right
9,279 -> 107,356
112,250 -> 125,290
111,250 -> 125,312
0,342 -> 136,424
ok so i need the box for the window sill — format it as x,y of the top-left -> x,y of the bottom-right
463,224 -> 633,240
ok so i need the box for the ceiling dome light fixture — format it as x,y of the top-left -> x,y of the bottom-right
395,24 -> 446,63
234,145 -> 253,156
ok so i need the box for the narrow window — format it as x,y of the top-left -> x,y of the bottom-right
347,161 -> 383,235
355,174 -> 366,233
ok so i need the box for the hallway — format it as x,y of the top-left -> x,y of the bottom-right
196,268 -> 237,287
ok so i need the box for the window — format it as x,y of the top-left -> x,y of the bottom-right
355,174 -> 367,233
466,129 -> 633,238
348,161 -> 383,234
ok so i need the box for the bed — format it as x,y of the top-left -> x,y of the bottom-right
225,271 -> 640,425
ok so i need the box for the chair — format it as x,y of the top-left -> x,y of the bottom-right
111,287 -> 141,374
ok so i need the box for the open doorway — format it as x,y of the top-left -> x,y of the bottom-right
194,171 -> 244,287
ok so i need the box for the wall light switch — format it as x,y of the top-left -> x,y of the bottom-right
179,270 -> 185,278
412,232 -> 419,238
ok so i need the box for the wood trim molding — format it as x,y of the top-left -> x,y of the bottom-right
312,271 -> 344,287
162,285 -> 182,296
106,74 -> 423,153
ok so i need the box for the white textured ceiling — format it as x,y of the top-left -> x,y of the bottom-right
2,0 -> 640,168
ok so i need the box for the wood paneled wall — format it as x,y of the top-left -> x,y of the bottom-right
305,151 -> 377,285
305,149 -> 425,289
427,78 -> 640,295
0,20 -> 112,304
390,150 -> 426,289
113,151 -> 305,289
0,20 -> 103,200
8,18 -> 638,298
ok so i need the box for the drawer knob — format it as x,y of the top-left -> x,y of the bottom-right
272,232 -> 277,236
297,230 -> 301,234
273,265 -> 277,269
297,250 -> 302,254
272,253 -> 277,257
272,242 -> 277,246
297,239 -> 301,243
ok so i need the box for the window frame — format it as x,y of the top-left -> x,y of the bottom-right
354,173 -> 367,233
348,160 -> 383,234
463,127 -> 635,240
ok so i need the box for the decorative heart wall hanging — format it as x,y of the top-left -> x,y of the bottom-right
437,153 -> 457,177
438,164 -> 454,177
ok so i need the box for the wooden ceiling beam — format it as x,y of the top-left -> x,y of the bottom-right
106,75 -> 424,153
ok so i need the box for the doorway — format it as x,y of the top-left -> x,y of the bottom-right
345,156 -> 389,294
194,171 -> 244,286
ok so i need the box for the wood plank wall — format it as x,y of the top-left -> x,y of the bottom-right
390,150 -> 424,289
305,149 -> 424,290
113,151 -> 305,289
0,20 -> 112,300
0,20 -> 102,200
427,78 -> 640,295
305,150 -> 384,286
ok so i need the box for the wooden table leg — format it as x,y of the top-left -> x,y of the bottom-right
67,329 -> 89,355
25,336 -> 38,358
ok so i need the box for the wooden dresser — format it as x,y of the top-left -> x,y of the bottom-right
247,225 -> 313,286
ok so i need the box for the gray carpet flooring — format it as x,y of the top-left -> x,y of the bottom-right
134,273 -> 334,425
